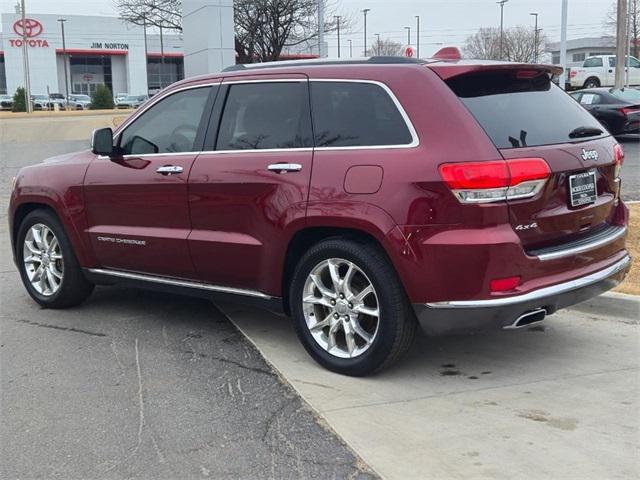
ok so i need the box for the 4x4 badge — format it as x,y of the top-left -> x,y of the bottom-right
580,148 -> 598,161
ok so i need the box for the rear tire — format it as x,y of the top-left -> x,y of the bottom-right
16,209 -> 94,308
583,77 -> 600,89
289,238 -> 416,376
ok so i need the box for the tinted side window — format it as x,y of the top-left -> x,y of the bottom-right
310,82 -> 413,147
119,87 -> 212,155
584,57 -> 603,67
216,82 -> 311,150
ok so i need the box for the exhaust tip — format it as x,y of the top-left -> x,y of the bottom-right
504,308 -> 547,330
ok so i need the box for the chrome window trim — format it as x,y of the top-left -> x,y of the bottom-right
104,77 -> 419,158
310,78 -> 420,150
535,226 -> 627,261
87,268 -> 273,300
112,82 -> 221,144
425,254 -> 630,308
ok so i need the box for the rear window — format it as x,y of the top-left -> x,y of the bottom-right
446,71 -> 606,149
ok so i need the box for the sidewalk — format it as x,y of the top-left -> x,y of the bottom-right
219,299 -> 639,480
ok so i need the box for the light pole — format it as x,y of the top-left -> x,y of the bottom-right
20,0 -> 32,113
559,0 -> 568,89
530,12 -> 539,63
404,26 -> 411,45
375,33 -> 381,54
362,8 -> 370,56
498,0 -> 508,60
57,18 -> 70,107
318,0 -> 325,57
415,15 -> 420,58
348,39 -> 353,58
334,16 -> 341,58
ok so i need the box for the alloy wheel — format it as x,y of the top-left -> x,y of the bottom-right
302,258 -> 380,359
23,223 -> 64,296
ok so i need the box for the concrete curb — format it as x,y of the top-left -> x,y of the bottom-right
215,302 -> 383,479
569,291 -> 639,323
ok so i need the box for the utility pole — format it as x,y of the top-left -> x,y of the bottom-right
530,12 -> 539,63
348,39 -> 353,58
559,0 -> 568,89
404,26 -> 411,46
415,15 -> 420,58
318,1 -> 325,57
362,8 -> 370,56
58,18 -> 69,107
142,14 -> 148,95
375,33 -> 381,54
20,0 -> 32,113
160,24 -> 165,89
626,1 -> 632,87
615,0 -> 628,88
334,16 -> 341,58
498,0 -> 508,60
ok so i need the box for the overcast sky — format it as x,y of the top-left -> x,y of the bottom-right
1,0 -> 617,57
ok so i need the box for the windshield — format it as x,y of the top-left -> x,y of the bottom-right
32,95 -> 48,100
610,88 -> 640,102
446,70 -> 607,148
124,96 -> 139,101
73,95 -> 91,101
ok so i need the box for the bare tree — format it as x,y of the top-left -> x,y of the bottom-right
605,0 -> 639,58
504,26 -> 548,63
114,0 -> 182,30
463,27 -> 501,60
234,0 -> 348,63
366,38 -> 403,56
115,0 -> 350,62
463,26 -> 547,63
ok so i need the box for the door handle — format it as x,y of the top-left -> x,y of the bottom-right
267,163 -> 302,173
156,165 -> 184,175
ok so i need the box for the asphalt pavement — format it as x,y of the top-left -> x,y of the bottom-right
619,137 -> 640,201
1,118 -> 638,480
0,133 -> 375,479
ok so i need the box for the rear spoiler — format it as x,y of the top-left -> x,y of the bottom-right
428,62 -> 563,80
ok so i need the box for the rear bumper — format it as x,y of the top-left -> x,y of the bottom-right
413,254 -> 631,335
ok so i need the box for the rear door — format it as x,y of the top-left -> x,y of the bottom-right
444,69 -> 621,251
187,76 -> 313,295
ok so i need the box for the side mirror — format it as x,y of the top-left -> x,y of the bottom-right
91,128 -> 114,156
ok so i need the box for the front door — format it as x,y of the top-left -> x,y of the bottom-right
83,84 -> 217,278
188,77 -> 313,295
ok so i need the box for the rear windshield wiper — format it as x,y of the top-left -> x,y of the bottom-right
568,126 -> 604,139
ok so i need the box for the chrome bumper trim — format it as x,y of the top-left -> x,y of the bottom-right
425,254 -> 630,308
535,226 -> 627,261
87,268 -> 273,300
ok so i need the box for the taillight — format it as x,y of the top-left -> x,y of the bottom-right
619,107 -> 639,116
570,70 -> 577,78
613,143 -> 624,178
439,158 -> 550,204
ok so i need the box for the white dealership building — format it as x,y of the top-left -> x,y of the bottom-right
0,12 -> 187,97
0,10 -> 320,97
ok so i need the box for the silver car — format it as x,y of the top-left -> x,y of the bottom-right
68,94 -> 92,110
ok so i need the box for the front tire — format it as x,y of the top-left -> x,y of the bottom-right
289,238 -> 416,376
16,209 -> 94,308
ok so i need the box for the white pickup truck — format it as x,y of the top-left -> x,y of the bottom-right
568,55 -> 640,89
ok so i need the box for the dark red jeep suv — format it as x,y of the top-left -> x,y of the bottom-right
9,53 -> 630,376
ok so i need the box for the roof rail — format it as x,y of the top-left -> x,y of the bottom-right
223,56 -> 427,72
